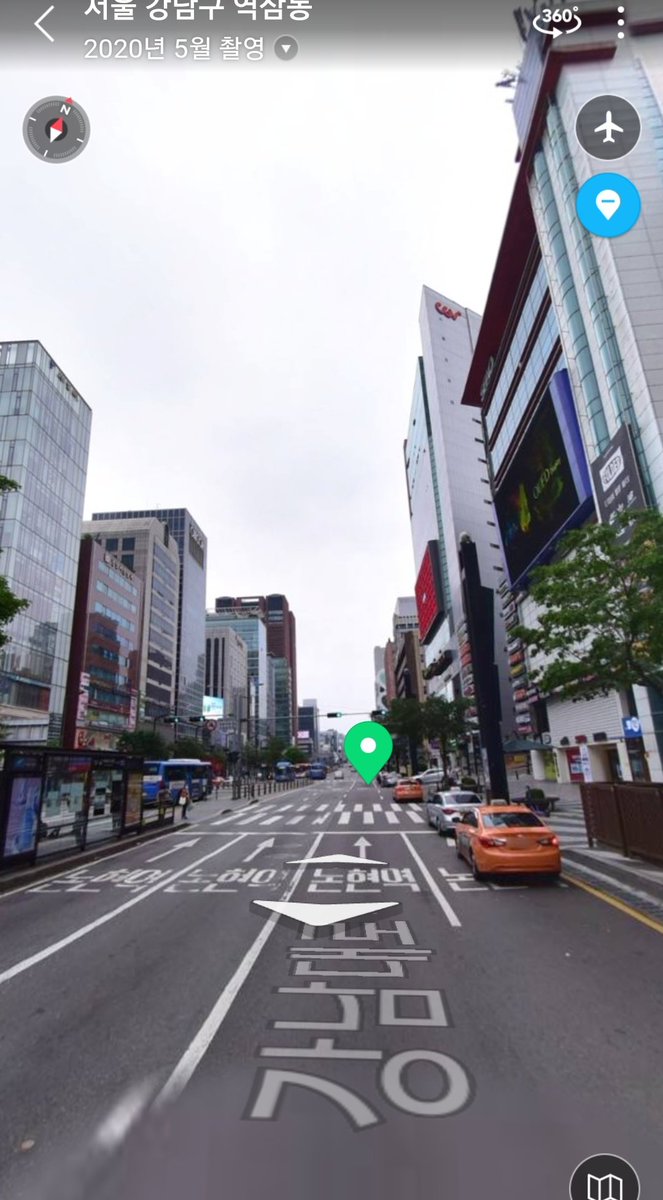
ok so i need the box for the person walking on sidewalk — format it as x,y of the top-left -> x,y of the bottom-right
179,785 -> 191,822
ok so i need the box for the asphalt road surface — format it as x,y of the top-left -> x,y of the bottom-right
1,773 -> 661,1200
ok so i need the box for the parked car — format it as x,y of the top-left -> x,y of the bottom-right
455,805 -> 561,880
334,769 -> 344,780
426,790 -> 482,836
393,779 -> 425,803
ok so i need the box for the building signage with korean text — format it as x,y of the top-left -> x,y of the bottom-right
590,423 -> 648,538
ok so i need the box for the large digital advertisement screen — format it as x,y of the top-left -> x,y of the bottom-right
494,371 -> 594,588
415,540 -> 445,644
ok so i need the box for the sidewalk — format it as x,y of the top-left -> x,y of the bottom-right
509,771 -> 663,923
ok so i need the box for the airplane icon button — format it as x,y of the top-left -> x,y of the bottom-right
576,94 -> 641,160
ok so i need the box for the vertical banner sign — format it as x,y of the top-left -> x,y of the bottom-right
3,776 -> 42,859
124,771 -> 143,828
579,744 -> 593,782
77,672 -> 90,723
590,423 -> 648,538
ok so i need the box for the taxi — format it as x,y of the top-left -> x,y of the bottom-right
393,779 -> 425,803
455,804 -> 561,880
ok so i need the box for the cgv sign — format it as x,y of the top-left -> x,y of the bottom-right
435,301 -> 462,320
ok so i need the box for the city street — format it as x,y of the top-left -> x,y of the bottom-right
1,775 -> 662,1200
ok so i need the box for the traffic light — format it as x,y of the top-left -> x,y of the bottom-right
326,712 -> 343,718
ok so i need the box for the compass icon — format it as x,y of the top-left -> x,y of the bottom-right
23,96 -> 90,164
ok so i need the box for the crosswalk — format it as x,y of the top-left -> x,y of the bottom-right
210,800 -> 428,829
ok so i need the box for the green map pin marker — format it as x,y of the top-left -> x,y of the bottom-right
344,721 -> 393,784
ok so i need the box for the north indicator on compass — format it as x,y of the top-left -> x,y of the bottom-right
23,96 -> 91,164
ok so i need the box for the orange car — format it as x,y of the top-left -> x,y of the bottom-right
455,804 -> 561,880
393,779 -> 424,802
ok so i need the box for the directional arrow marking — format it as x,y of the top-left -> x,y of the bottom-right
146,839 -> 199,862
286,853 -> 387,866
253,901 -> 398,928
35,5 -> 55,42
354,837 -> 372,859
243,838 -> 275,863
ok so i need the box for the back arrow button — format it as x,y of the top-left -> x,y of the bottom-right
35,5 -> 55,43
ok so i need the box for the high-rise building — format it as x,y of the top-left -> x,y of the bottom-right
298,698 -> 319,758
384,640 -> 397,704
374,646 -> 387,711
83,519 -> 179,720
92,508 -> 207,722
211,599 -> 268,744
215,594 -> 298,747
204,619 -> 249,751
0,341 -> 92,743
63,536 -> 143,750
404,291 -> 513,733
461,8 -> 663,784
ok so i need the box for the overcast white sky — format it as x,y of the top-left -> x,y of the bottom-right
1,33 -> 522,732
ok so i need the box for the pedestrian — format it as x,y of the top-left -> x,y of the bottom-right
179,785 -> 191,822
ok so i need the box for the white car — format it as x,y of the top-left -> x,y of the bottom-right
426,790 -> 482,836
413,768 -> 447,789
334,769 -> 344,780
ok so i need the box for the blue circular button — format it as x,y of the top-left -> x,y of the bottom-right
576,172 -> 641,237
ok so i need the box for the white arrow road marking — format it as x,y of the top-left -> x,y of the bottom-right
146,839 -> 199,862
286,852 -> 387,866
354,836 -> 371,859
243,838 -> 275,863
253,900 -> 398,928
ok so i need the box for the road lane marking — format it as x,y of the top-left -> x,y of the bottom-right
312,813 -> 331,825
353,804 -> 363,812
339,812 -> 351,826
406,809 -> 425,824
400,833 -> 461,928
316,805 -> 328,812
372,803 -> 382,811
146,839 -> 200,862
156,832 -> 326,1106
236,812 -> 273,826
261,815 -> 286,826
564,873 -> 663,935
0,834 -> 249,986
362,812 -> 375,825
385,812 -> 399,825
287,816 -> 306,825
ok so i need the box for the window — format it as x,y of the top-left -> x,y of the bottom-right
122,537 -> 135,550
106,538 -> 118,551
121,554 -> 134,571
482,812 -> 544,828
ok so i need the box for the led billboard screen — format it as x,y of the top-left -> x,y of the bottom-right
415,540 -> 445,643
203,696 -> 225,719
494,371 -> 593,588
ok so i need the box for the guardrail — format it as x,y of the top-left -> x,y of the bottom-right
229,777 -> 309,801
580,782 -> 663,865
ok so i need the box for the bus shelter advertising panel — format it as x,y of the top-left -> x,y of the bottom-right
494,370 -> 594,589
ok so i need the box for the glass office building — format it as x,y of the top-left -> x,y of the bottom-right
0,341 -> 92,743
92,507 -> 207,721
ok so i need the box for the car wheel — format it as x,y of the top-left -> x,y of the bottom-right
437,823 -> 447,837
470,852 -> 485,881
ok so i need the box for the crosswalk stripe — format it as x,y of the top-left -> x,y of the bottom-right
406,809 -> 425,824
236,812 -> 270,826
339,812 -> 351,826
275,805 -> 293,812
363,812 -> 375,825
312,813 -> 331,825
353,804 -> 363,812
385,812 -> 399,824
287,815 -> 306,825
334,804 -> 345,812
261,815 -> 286,825
372,803 -> 382,811
390,804 -> 401,813
316,805 -> 328,812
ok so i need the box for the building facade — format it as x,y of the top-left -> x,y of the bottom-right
92,508 -> 207,723
63,536 -> 143,750
265,594 -> 298,742
298,698 -> 319,758
461,8 -> 663,782
211,599 -> 268,743
404,293 -> 513,737
84,518 -> 179,721
374,645 -> 387,712
204,617 -> 249,751
0,341 -> 92,743
395,629 -> 426,703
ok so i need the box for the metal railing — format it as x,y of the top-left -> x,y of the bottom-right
580,782 -> 663,865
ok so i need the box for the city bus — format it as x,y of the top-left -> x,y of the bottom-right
143,759 -> 214,804
275,760 -> 295,782
307,761 -> 328,780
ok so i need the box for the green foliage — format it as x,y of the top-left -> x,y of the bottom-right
170,736 -> 213,760
282,746 -> 309,764
516,509 -> 663,701
264,736 -> 288,766
115,729 -> 170,758
0,475 -> 28,647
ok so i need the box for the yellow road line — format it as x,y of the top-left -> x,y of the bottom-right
563,872 -> 663,935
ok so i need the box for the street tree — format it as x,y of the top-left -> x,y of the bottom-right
115,730 -> 170,758
422,696 -> 470,772
283,746 -> 309,764
516,509 -> 663,704
383,698 -> 426,773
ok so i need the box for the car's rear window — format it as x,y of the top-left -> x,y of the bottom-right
482,812 -> 544,828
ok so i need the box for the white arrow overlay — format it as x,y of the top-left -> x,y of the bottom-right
35,5 -> 55,42
146,839 -> 199,862
286,852 -> 387,866
354,837 -> 372,859
243,838 -> 275,863
253,900 -> 398,928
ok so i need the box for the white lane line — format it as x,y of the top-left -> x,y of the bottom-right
0,834 -> 249,987
362,811 -> 375,826
385,812 -> 399,825
297,805 -> 309,812
391,804 -> 402,813
372,804 -> 382,811
146,839 -> 200,862
400,833 -> 461,928
312,813 -> 331,825
334,804 -> 345,812
287,816 -> 306,826
157,832 -> 326,1106
260,815 -> 286,826
93,1078 -> 158,1150
406,809 -> 425,824
353,804 -> 363,813
236,812 -> 272,826
316,805 -> 328,812
338,812 -> 351,826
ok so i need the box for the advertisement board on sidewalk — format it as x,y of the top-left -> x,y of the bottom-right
124,772 -> 142,829
3,776 -> 42,859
